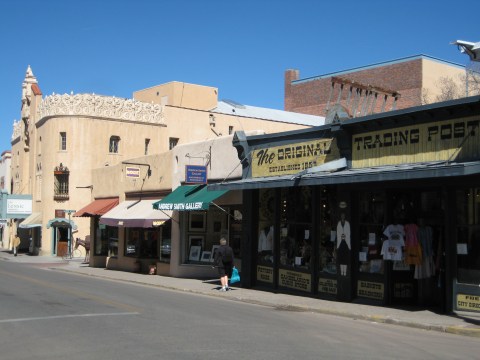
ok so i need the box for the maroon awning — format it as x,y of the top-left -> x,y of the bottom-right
74,198 -> 119,217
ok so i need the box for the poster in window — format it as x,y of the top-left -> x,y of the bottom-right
189,212 -> 206,232
189,235 -> 204,249
189,245 -> 202,261
201,251 -> 211,262
211,245 -> 220,262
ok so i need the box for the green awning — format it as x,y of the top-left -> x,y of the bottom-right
153,185 -> 227,211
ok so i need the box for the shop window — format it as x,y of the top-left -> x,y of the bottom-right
279,187 -> 313,270
54,163 -> 69,200
159,220 -> 171,263
109,136 -> 120,153
59,132 -> 67,151
95,220 -> 118,257
456,188 -> 480,284
357,191 -> 385,275
185,209 -> 229,265
318,187 -> 336,275
257,189 -> 275,267
125,228 -> 160,259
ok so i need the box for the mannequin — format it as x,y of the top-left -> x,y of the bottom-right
336,213 -> 351,276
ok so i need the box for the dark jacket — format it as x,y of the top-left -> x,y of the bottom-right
214,244 -> 234,267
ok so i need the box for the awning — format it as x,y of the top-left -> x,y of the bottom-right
19,212 -> 43,229
74,197 -> 119,217
152,185 -> 228,211
46,218 -> 78,230
208,161 -> 480,191
100,199 -> 172,228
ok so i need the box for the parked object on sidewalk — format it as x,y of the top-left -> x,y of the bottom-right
230,267 -> 240,284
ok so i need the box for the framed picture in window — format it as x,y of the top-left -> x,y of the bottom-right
201,251 -> 211,262
189,212 -> 206,232
189,245 -> 202,261
210,245 -> 220,262
189,235 -> 204,249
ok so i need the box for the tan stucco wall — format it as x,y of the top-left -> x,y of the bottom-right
133,81 -> 218,111
422,58 -> 465,102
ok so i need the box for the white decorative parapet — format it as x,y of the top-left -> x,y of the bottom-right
37,93 -> 165,124
12,120 -> 22,141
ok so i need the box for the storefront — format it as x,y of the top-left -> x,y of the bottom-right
73,197 -> 119,267
209,96 -> 480,314
98,198 -> 172,273
153,184 -> 243,276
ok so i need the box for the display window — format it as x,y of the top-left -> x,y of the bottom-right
94,219 -> 118,257
184,208 -> 233,265
125,227 -> 160,259
456,188 -> 480,285
257,189 -> 275,266
318,187 -> 336,275
159,220 -> 171,263
279,186 -> 312,270
358,191 -> 385,275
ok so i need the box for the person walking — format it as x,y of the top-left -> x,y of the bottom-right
213,237 -> 234,292
12,233 -> 21,257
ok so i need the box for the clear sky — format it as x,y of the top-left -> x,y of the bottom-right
1,0 -> 479,152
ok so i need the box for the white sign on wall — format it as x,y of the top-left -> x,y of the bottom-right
7,199 -> 32,215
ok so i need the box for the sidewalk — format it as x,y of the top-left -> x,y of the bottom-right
2,250 -> 480,338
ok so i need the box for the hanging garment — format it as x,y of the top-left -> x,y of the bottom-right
404,223 -> 422,265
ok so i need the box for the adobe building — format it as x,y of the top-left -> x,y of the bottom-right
77,133 -> 261,278
285,55 -> 465,118
10,66 -> 322,259
211,95 -> 480,314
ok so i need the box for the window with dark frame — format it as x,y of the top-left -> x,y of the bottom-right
169,137 -> 179,150
53,163 -> 69,200
60,132 -> 67,151
109,136 -> 120,153
145,138 -> 150,155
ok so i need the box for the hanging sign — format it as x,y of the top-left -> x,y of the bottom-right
126,167 -> 140,178
185,165 -> 207,184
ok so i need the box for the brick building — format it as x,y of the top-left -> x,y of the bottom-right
285,55 -> 465,119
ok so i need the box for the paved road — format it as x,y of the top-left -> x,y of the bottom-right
1,260 -> 479,360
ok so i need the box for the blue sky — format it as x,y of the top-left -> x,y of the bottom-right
1,0 -> 479,152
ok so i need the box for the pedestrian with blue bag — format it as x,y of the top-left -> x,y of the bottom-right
213,237 -> 235,292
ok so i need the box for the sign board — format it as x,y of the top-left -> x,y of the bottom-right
279,269 -> 311,292
126,167 -> 140,178
318,278 -> 337,295
457,294 -> 480,312
256,265 -> 273,283
352,118 -> 480,168
251,138 -> 339,178
357,280 -> 384,300
185,165 -> 207,184
5,196 -> 32,218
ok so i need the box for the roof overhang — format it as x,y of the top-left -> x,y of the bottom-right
100,199 -> 172,228
208,161 -> 480,191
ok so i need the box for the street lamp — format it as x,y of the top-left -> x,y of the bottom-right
64,210 -> 76,257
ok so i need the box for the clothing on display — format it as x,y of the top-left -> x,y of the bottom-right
404,223 -> 422,265
258,226 -> 274,252
381,224 -> 405,261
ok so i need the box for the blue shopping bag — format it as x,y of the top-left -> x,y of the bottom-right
230,267 -> 240,284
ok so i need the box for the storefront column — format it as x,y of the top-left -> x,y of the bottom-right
242,190 -> 254,288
